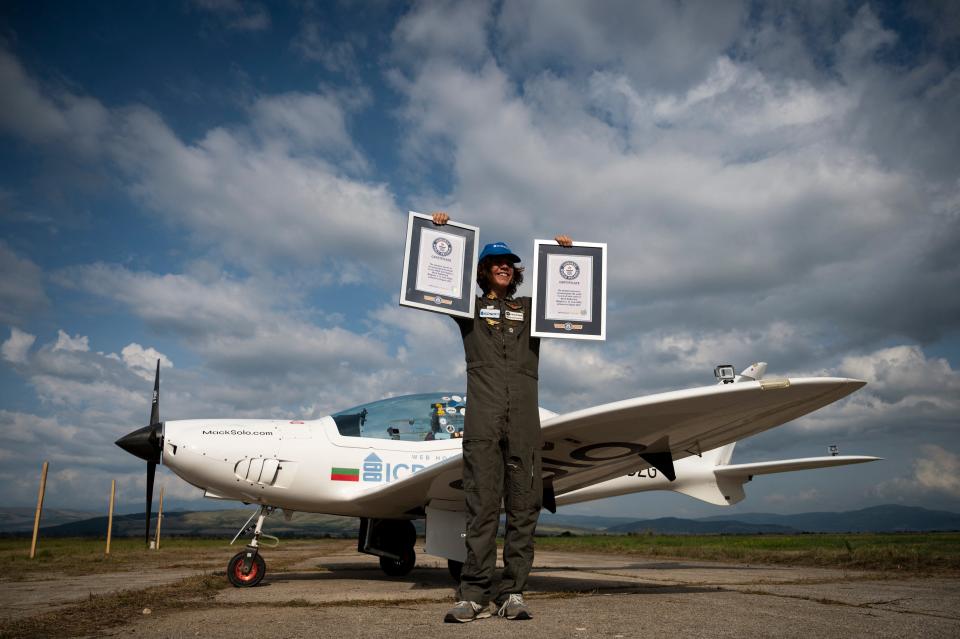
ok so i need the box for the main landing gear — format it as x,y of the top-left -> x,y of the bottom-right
358,518 -> 417,577
227,505 -> 279,587
225,512 -> 420,583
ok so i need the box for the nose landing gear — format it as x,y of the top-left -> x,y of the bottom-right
227,505 -> 278,587
227,549 -> 266,587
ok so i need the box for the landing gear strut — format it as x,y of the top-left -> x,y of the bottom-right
227,506 -> 278,587
358,518 -> 418,577
447,559 -> 463,582
380,546 -> 416,576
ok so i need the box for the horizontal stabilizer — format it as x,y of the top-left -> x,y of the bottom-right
673,455 -> 880,506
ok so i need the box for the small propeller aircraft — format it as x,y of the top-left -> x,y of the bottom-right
116,361 -> 877,587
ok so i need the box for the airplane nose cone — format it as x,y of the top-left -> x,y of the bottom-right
116,423 -> 162,463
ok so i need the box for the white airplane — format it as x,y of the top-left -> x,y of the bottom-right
116,361 -> 877,587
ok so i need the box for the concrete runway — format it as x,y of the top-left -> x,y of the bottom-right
95,547 -> 959,639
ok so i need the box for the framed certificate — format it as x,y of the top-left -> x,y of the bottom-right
531,240 -> 607,340
399,212 -> 479,318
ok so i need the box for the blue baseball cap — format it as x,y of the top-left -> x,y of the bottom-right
478,241 -> 521,264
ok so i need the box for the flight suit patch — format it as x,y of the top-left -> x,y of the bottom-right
504,310 -> 524,321
480,307 -> 501,319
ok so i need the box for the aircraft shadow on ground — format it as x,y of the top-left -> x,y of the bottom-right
266,565 -> 720,595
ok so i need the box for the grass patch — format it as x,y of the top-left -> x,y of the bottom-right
0,537 -> 355,580
0,571 -> 228,639
0,537 -> 233,580
534,532 -> 960,572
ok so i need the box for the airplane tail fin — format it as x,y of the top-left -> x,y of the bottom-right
669,442 -> 746,506
700,441 -> 736,467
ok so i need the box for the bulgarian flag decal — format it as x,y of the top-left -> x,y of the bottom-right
331,467 -> 360,482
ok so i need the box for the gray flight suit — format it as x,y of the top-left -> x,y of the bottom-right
454,293 -> 542,606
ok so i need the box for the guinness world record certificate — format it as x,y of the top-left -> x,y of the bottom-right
531,240 -> 606,340
399,212 -> 478,318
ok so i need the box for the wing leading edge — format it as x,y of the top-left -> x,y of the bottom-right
714,455 -> 881,478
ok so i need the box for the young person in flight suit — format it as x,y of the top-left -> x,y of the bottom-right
431,212 -> 572,623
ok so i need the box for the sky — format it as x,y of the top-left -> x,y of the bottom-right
1,0 -> 958,521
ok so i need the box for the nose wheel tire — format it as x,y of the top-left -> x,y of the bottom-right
379,547 -> 416,576
227,551 -> 266,587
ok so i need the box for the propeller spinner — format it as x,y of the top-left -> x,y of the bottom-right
115,359 -> 163,545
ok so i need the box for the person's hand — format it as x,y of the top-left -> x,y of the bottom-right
555,234 -> 573,247
432,211 -> 449,225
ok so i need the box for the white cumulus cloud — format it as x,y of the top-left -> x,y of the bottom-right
1,327 -> 36,363
2,48 -> 405,282
120,343 -> 174,381
839,345 -> 960,401
53,330 -> 89,353
873,445 -> 960,501
912,445 -> 960,498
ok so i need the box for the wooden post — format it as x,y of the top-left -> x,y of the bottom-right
105,479 -> 116,556
154,487 -> 164,550
29,461 -> 49,559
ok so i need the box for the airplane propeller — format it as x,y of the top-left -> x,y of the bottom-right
115,359 -> 163,546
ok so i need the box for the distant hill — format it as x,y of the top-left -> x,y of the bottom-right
536,512 -> 637,533
696,505 -> 960,533
2,504 -> 957,538
605,517 -> 797,535
25,509 -> 363,538
0,507 -> 96,532
25,510 -> 620,538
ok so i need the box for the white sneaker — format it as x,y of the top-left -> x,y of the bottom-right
444,600 -> 491,623
497,593 -> 532,620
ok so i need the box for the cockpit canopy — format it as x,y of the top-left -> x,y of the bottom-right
331,393 -> 466,441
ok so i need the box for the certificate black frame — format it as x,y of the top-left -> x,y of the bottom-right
399,212 -> 479,318
531,240 -> 607,340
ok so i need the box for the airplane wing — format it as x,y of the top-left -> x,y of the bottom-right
714,455 -> 881,478
536,377 -> 865,495
351,376 -> 864,517
351,452 -> 465,514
